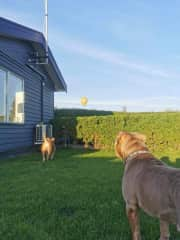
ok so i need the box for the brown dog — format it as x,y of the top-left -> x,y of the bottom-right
41,137 -> 56,162
115,131 -> 180,240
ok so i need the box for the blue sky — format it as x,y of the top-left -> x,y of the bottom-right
1,0 -> 180,111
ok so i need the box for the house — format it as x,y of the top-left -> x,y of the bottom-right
0,17 -> 67,153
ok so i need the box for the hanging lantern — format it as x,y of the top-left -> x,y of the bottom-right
80,96 -> 88,106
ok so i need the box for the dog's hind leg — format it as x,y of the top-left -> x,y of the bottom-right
50,146 -> 56,160
176,211 -> 180,232
42,152 -> 46,162
127,207 -> 141,240
159,219 -> 169,240
50,151 -> 55,160
47,153 -> 50,160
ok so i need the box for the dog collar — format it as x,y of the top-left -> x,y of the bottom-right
125,150 -> 150,164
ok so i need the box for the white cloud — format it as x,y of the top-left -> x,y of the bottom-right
50,31 -> 180,80
2,5 -> 180,112
1,6 -> 179,81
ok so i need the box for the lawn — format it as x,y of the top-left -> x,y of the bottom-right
1,148 -> 180,240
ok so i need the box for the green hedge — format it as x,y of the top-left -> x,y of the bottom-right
55,108 -> 113,117
52,112 -> 180,151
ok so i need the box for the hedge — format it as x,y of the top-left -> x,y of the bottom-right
54,108 -> 113,117
52,112 -> 180,151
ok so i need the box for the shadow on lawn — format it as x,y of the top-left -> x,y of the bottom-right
160,156 -> 180,167
69,148 -> 180,167
64,149 -> 124,177
69,149 -> 180,168
69,148 -> 121,163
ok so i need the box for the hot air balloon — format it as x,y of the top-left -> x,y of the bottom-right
80,96 -> 88,106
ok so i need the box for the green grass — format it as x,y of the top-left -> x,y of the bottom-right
1,149 -> 180,240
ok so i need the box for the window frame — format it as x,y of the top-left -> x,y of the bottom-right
0,66 -> 25,125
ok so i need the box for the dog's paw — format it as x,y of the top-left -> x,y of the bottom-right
159,237 -> 169,240
177,224 -> 180,232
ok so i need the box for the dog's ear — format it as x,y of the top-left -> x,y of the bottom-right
131,132 -> 146,142
115,131 -> 127,159
117,131 -> 126,140
51,138 -> 55,142
115,131 -> 129,144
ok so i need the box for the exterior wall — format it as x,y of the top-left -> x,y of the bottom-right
0,36 -> 32,64
0,37 -> 54,153
43,85 -> 54,122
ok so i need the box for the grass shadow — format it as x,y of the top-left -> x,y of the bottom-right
160,155 -> 180,167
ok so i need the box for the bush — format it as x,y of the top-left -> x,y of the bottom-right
52,112 -> 180,151
54,108 -> 113,117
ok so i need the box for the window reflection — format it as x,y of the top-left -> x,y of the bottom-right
7,73 -> 24,123
0,68 -> 24,123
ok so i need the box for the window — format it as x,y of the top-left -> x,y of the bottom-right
0,68 -> 24,123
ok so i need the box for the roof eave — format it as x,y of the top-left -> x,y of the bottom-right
48,49 -> 67,92
0,17 -> 67,92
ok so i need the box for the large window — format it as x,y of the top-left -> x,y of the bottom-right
0,68 -> 24,123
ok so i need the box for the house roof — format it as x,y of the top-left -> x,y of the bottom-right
0,17 -> 67,92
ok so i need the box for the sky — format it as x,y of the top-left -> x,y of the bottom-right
1,0 -> 180,112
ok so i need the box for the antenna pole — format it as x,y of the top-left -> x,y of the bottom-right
44,0 -> 48,64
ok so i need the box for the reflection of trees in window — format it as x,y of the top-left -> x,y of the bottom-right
9,99 -> 15,122
7,73 -> 24,123
0,68 -> 24,123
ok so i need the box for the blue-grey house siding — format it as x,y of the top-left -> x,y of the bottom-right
0,17 -> 66,153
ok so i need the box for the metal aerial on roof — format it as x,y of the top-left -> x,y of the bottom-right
28,0 -> 49,65
0,1 -> 67,92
